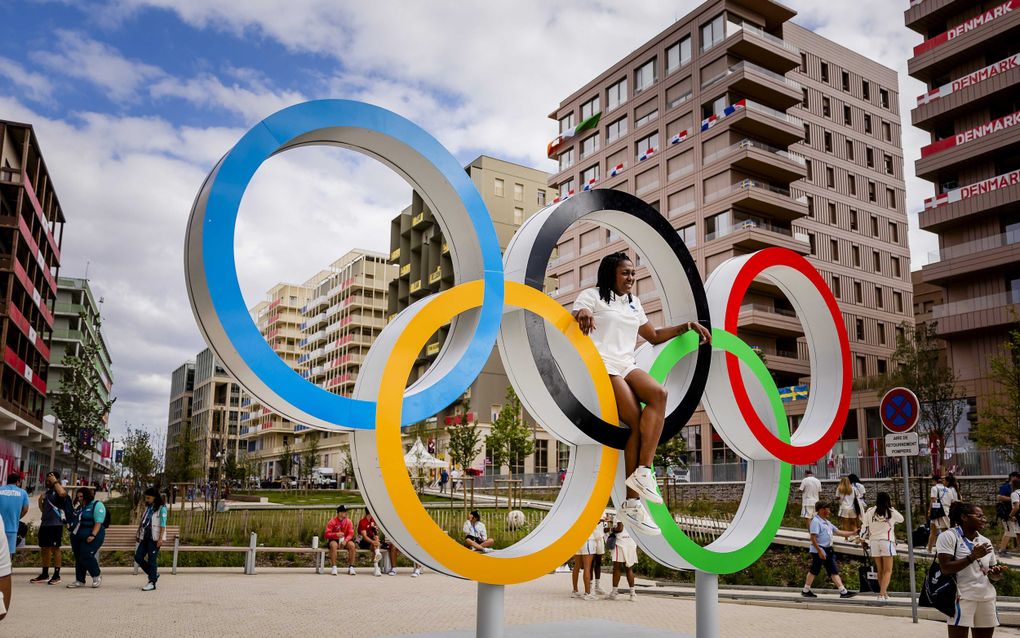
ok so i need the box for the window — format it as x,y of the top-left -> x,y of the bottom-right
882,122 -> 892,141
824,131 -> 832,152
808,233 -> 816,254
820,62 -> 829,83
852,245 -> 860,267
513,183 -> 524,202
828,202 -> 837,224
702,95 -> 727,119
871,216 -> 879,237
802,88 -> 809,107
806,195 -> 814,217
864,114 -> 872,134
832,275 -> 841,298
513,207 -> 524,225
830,239 -> 839,261
581,163 -> 600,186
559,179 -> 574,198
635,59 -> 656,92
841,70 -> 850,92
854,281 -> 863,303
877,359 -> 887,375
856,355 -> 866,376
701,14 -> 725,50
607,78 -> 627,111
636,132 -> 658,157
534,439 -> 548,474
878,322 -> 886,345
862,81 -> 870,101
879,88 -> 889,108
580,134 -> 600,158
850,209 -> 860,230
494,178 -> 505,197
559,113 -> 575,134
868,180 -> 876,202
800,52 -> 807,73
635,108 -> 659,128
889,222 -> 899,243
843,104 -> 852,126
845,139 -> 854,161
679,223 -> 696,247
803,123 -> 811,144
822,97 -> 831,117
856,318 -> 864,340
537,189 -> 546,206
558,149 -> 574,172
606,117 -> 628,143
667,36 -> 692,72
805,159 -> 812,181
848,174 -> 856,196
875,285 -> 884,308
887,188 -> 896,208
866,147 -> 874,168
581,96 -> 600,121
896,326 -> 904,342
884,154 -> 893,175
892,256 -> 901,278
826,167 -> 834,187
894,291 -> 903,313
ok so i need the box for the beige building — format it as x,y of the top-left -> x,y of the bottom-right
545,0 -> 910,476
387,156 -> 564,475
190,347 -> 244,479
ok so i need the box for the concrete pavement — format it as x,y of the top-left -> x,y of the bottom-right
5,568 -> 1018,637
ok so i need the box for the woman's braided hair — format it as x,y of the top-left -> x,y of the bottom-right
596,252 -> 633,304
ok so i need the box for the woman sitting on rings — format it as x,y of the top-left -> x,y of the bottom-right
572,251 -> 710,535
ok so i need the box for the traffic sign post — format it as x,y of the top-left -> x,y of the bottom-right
880,387 -> 920,623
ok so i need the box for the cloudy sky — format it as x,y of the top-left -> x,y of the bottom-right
0,0 -> 934,441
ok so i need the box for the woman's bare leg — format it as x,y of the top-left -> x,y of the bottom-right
610,376 -> 642,500
623,369 -> 668,468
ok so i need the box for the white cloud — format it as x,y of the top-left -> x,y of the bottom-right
0,56 -> 54,103
31,30 -> 164,101
150,72 -> 307,124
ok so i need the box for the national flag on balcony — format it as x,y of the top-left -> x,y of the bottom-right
924,168 -> 1020,209
610,163 -> 624,177
914,53 -> 1017,106
547,112 -> 602,158
921,110 -> 1020,157
101,440 -> 112,459
671,130 -> 689,145
552,189 -> 575,204
639,147 -> 656,161
582,177 -> 598,191
700,100 -> 745,132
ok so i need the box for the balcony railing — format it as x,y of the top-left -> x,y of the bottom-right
927,230 -> 1020,263
933,289 -> 1020,319
732,22 -> 800,55
703,138 -> 806,167
702,61 -> 801,91
739,303 -> 797,318
744,100 -> 804,128
704,179 -> 799,204
704,215 -> 800,242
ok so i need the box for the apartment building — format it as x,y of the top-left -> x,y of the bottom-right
46,277 -> 114,418
545,0 -> 910,472
190,347 -> 244,479
907,0 -> 1020,420
387,156 -> 565,474
163,361 -> 195,471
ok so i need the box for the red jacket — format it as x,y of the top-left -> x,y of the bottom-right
325,516 -> 354,543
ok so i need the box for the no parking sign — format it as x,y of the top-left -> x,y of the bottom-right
880,387 -> 919,433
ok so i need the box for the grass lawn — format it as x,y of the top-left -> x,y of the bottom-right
242,489 -> 452,506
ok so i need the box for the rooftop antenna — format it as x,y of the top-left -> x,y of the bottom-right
84,259 -> 90,280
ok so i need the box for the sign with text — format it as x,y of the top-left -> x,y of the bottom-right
885,432 -> 920,456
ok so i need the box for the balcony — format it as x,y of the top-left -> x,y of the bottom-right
912,55 -> 1020,131
922,230 -> 1020,284
932,289 -> 1020,335
428,268 -> 442,284
426,342 -> 440,357
707,100 -> 803,147
724,23 -> 801,74
704,180 -> 808,221
908,6 -> 1020,82
390,247 -> 400,261
753,344 -> 810,378
704,215 -> 811,254
919,170 -> 1020,232
412,212 -> 430,228
905,0 -> 973,35
703,138 -> 806,184
915,111 -> 1020,182
399,263 -> 411,277
410,280 -> 424,295
701,61 -> 803,110
737,303 -> 803,337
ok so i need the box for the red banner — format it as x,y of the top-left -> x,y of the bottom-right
913,1 -> 1019,56
924,168 -> 1020,209
101,440 -> 112,459
918,54 -> 1020,105
920,110 -> 1020,157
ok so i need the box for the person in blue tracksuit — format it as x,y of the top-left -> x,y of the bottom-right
66,488 -> 106,589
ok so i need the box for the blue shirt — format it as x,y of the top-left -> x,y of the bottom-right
0,484 -> 29,553
809,515 -> 835,552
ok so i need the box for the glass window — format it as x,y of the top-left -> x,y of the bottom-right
581,96 -> 600,121
635,59 -> 656,92
846,139 -> 854,161
822,97 -> 830,117
513,183 -> 524,202
494,178 -> 504,197
862,81 -> 871,100
537,189 -> 546,206
580,133 -> 600,158
558,148 -> 574,172
875,285 -> 884,308
559,179 -> 574,198
679,224 -> 696,247
864,114 -> 872,134
889,222 -> 898,243
820,62 -> 829,83
855,318 -> 864,340
882,122 -> 892,141
635,109 -> 658,128
894,291 -> 903,313
513,207 -> 524,225
879,88 -> 890,108
559,113 -> 575,134
606,117 -> 628,143
667,36 -> 692,73
581,163 -> 600,186
701,14 -> 725,51
607,78 -> 627,111
841,71 -> 850,92
636,132 -> 659,157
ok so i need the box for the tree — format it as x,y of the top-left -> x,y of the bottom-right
486,385 -> 535,482
883,321 -> 964,472
122,426 -> 159,508
973,323 -> 1020,466
300,433 -> 320,488
279,440 -> 294,479
447,417 -> 482,473
654,435 -> 687,471
166,424 -> 200,485
223,452 -> 245,483
51,314 -> 116,482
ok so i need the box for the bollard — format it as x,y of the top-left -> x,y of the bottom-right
245,532 -> 257,575
312,535 -> 322,574
172,536 -> 180,575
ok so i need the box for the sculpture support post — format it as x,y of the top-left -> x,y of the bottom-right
696,570 -> 719,638
477,583 -> 505,638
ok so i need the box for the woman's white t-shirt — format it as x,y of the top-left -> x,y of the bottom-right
572,288 -> 648,372
936,528 -> 997,601
862,507 -> 904,542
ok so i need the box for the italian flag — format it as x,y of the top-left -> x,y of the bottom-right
547,112 -> 602,158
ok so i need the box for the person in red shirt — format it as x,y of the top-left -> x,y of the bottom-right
358,511 -> 399,577
324,505 -> 357,576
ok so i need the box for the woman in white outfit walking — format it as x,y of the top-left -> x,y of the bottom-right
572,252 -> 710,535
860,491 -> 904,600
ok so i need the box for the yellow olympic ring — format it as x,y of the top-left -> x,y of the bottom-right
375,280 -> 619,584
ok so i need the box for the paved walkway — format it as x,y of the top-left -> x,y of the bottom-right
5,568 -> 1017,637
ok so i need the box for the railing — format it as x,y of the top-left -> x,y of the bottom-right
390,247 -> 400,260
51,329 -> 83,341
702,61 -> 801,91
933,289 -> 1020,319
744,99 -> 804,127
704,215 -> 798,242
739,303 -> 797,317
731,23 -> 800,54
548,252 -> 575,268
927,230 -> 1020,263
703,179 -> 796,204
668,90 -> 693,111
703,138 -> 806,166
399,264 -> 410,276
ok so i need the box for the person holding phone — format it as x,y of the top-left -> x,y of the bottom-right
937,502 -> 1006,637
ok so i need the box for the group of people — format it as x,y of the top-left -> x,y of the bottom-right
323,506 -> 421,577
569,510 -> 639,601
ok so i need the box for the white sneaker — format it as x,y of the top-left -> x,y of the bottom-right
582,593 -> 598,601
373,566 -> 382,577
594,583 -> 606,596
629,591 -> 638,602
91,576 -> 102,588
331,566 -> 338,576
141,581 -> 156,591
348,566 -> 356,576
625,466 -> 663,504
411,568 -> 422,578
621,498 -> 661,536
387,569 -> 397,576
607,589 -> 619,600
373,549 -> 382,563
66,581 -> 86,589
570,591 -> 583,599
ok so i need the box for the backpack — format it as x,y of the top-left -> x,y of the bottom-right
919,534 -> 958,617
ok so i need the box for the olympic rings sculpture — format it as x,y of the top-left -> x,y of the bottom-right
184,99 -> 851,584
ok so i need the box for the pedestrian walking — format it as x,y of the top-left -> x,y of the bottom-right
996,471 -> 1020,556
0,473 -> 29,557
801,501 -> 858,598
995,476 -> 1020,558
570,521 -> 600,600
860,492 -> 904,600
66,488 -> 107,589
0,516 -> 10,622
324,505 -> 357,575
928,473 -> 960,552
937,502 -> 1006,637
799,469 -> 822,519
438,468 -> 449,495
606,515 -> 639,602
135,487 -> 168,591
30,472 -> 70,585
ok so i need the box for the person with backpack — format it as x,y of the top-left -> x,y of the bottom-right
66,487 -> 107,588
936,502 -> 1005,636
996,472 -> 1020,557
928,474 -> 959,553
860,492 -> 904,601
996,476 -> 1020,558
134,487 -> 168,591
